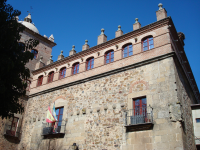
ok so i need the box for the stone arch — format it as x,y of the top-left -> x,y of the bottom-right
129,80 -> 149,93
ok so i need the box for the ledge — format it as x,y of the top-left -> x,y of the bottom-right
125,122 -> 153,132
42,133 -> 65,139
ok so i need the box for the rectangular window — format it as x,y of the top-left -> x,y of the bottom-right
6,117 -> 19,136
196,118 -> 200,123
131,97 -> 147,124
55,107 -> 63,133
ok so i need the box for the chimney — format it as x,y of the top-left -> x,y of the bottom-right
97,28 -> 107,45
35,56 -> 45,70
82,40 -> 90,51
57,50 -> 64,60
115,25 -> 123,38
47,55 -> 53,65
156,3 -> 167,21
69,45 -> 76,56
133,18 -> 141,30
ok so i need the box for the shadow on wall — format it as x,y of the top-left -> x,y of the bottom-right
36,136 -> 64,150
3,134 -> 20,144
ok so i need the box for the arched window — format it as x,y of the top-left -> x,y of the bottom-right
86,57 -> 94,70
105,50 -> 114,64
37,75 -> 43,86
19,42 -> 25,52
31,49 -> 38,59
142,36 -> 154,51
59,67 -> 66,79
72,63 -> 79,75
47,71 -> 54,83
122,44 -> 133,58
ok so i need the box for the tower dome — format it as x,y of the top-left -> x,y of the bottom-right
18,13 -> 39,34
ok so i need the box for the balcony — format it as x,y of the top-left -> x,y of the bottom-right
4,125 -> 21,143
42,120 -> 66,139
125,106 -> 153,132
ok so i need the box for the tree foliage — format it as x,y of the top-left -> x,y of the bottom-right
0,0 -> 39,119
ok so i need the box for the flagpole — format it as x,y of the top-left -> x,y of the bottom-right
49,102 -> 50,127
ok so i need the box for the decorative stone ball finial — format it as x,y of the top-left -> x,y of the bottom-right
85,39 -> 88,45
60,50 -> 63,55
72,45 -> 75,50
101,28 -> 105,35
135,18 -> 139,23
158,3 -> 163,10
118,25 -> 121,31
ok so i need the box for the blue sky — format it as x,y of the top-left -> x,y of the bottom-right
8,0 -> 200,90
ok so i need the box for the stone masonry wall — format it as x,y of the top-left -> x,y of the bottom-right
174,59 -> 196,150
17,57 -> 190,150
0,98 -> 28,150
20,31 -> 53,72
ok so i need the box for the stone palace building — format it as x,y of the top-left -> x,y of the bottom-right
0,3 -> 200,150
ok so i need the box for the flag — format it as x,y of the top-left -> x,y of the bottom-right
46,106 -> 56,123
52,104 -> 57,121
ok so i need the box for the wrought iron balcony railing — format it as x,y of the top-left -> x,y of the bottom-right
125,106 -> 153,126
42,120 -> 66,137
4,125 -> 21,140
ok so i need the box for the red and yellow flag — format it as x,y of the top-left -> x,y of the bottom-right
46,106 -> 56,123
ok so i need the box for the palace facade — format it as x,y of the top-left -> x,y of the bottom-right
0,3 -> 199,150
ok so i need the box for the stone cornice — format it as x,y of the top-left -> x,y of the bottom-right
32,17 -> 171,75
168,19 -> 200,103
29,52 -> 175,98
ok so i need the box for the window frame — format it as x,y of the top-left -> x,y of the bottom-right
196,118 -> 200,123
122,44 -> 133,58
105,50 -> 114,64
86,57 -> 94,71
37,75 -> 43,87
56,107 -> 64,124
7,117 -> 19,136
47,71 -> 54,83
133,97 -> 147,116
31,49 -> 38,59
59,67 -> 66,79
142,36 -> 154,51
54,107 -> 64,133
72,63 -> 79,75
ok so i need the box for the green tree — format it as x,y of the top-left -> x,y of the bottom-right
0,0 -> 39,119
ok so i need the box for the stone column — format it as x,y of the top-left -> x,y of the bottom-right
69,45 -> 76,56
156,3 -> 167,21
46,55 -> 53,65
133,18 -> 141,30
97,28 -> 107,45
115,25 -> 123,38
57,50 -> 64,60
82,40 -> 90,51
35,56 -> 45,70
